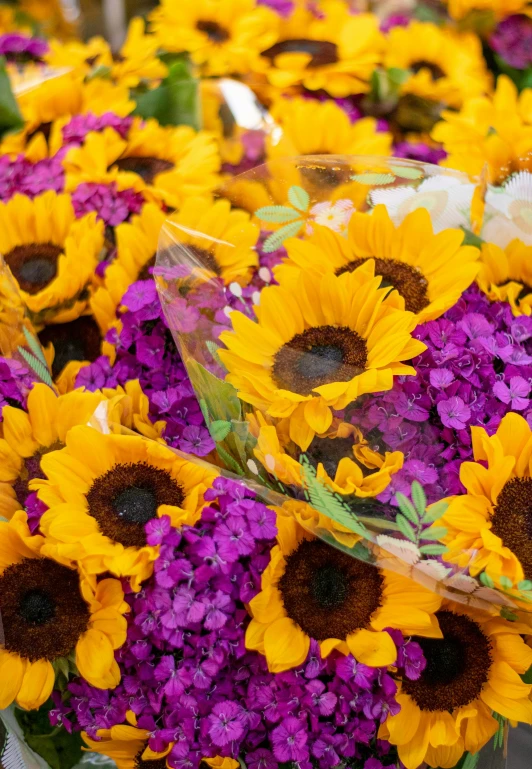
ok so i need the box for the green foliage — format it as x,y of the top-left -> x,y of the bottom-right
133,56 -> 200,129
16,700 -> 83,769
254,206 -> 301,223
0,57 -> 23,137
209,419 -> 232,442
17,347 -> 54,388
287,186 -> 310,211
351,173 -> 395,185
254,185 -> 310,253
394,482 -> 448,552
390,165 -> 423,179
262,221 -> 304,252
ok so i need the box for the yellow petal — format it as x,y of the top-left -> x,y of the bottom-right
16,658 -> 55,710
346,629 -> 397,667
263,617 -> 310,673
304,398 -> 333,435
0,648 -> 26,709
3,406 -> 38,457
76,628 -> 117,687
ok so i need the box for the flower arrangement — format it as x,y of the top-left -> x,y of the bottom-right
1,1 -> 532,769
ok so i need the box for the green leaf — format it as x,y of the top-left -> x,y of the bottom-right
410,480 -> 426,517
500,606 -> 518,622
254,205 -> 300,223
479,571 -> 494,588
499,575 -> 513,589
518,580 -> 532,591
422,526 -> 447,541
23,326 -> 48,367
395,492 -> 419,524
216,444 -> 246,476
262,220 -> 304,253
351,173 -> 395,185
396,514 -> 417,543
206,340 -> 222,366
460,752 -> 480,769
186,359 -> 242,423
387,67 -> 411,87
390,165 -> 423,180
0,57 -> 23,137
16,699 -> 83,769
199,398 -> 210,425
209,419 -> 232,442
230,419 -> 249,443
133,57 -> 200,129
288,185 -> 310,211
419,543 -> 448,555
460,227 -> 484,248
17,347 -> 54,388
522,664 -> 532,684
422,500 -> 448,523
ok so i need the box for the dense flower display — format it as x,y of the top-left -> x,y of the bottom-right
2,1 -> 532,769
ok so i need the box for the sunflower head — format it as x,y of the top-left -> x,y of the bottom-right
220,265 -> 426,451
275,204 -> 480,324
477,239 -> 532,315
246,511 -> 442,672
439,412 -> 532,593
384,600 -> 532,769
267,97 -> 392,159
36,427 -> 217,589
0,511 -> 128,710
150,0 -> 279,77
0,191 -> 104,325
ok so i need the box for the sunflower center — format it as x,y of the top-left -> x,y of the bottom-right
262,39 -> 339,67
410,60 -> 445,80
402,610 -> 492,712
278,539 -> 383,641
196,20 -> 230,43
0,557 -> 90,662
19,589 -> 56,625
86,461 -> 185,549
336,257 -> 430,315
491,477 -> 532,581
272,325 -> 367,396
5,243 -> 61,294
188,244 -> 221,276
38,316 -> 102,379
134,747 -> 168,769
113,157 -> 174,184
138,255 -> 156,281
305,436 -> 356,479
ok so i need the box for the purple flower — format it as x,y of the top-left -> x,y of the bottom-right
246,748 -> 277,769
437,396 -> 471,430
493,376 -> 531,410
0,33 -> 48,62
429,368 -> 454,390
145,515 -> 173,546
122,280 -> 158,312
178,425 -> 215,456
271,718 -> 308,763
491,14 -> 532,69
71,182 -> 144,225
257,0 -> 294,16
208,701 -> 246,746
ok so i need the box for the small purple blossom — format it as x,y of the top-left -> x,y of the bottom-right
493,376 -> 531,410
436,396 -> 471,430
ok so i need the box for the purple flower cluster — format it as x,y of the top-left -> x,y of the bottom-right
0,357 -> 35,415
51,477 -> 421,769
62,113 -> 134,145
490,14 -> 532,69
348,284 -> 532,502
392,142 -> 447,165
71,182 -> 144,226
0,33 -> 48,62
0,154 -> 64,201
257,0 -> 294,16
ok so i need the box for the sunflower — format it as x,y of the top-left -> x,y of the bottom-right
150,0 -> 279,77
266,97 -> 392,159
0,382 -> 163,519
63,121 -> 221,209
44,36 -> 112,76
432,75 -> 532,185
38,314 -> 116,393
438,412 -> 532,591
1,72 -> 134,159
444,0 -> 527,20
274,205 -> 480,325
477,239 -> 532,315
219,268 -> 425,451
382,600 -> 532,769
384,22 -> 491,111
246,511 -> 442,672
256,1 -> 384,98
0,191 -> 104,326
253,416 -> 404,498
0,510 -> 128,710
36,427 -> 217,590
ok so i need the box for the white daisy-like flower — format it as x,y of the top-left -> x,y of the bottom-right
305,199 -> 354,236
370,175 -> 475,233
482,171 -> 532,247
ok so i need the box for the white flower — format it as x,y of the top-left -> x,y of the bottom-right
306,199 -> 354,235
482,171 -> 532,247
258,267 -> 271,283
247,459 -> 259,475
370,175 -> 475,233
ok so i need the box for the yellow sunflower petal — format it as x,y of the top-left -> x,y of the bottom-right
0,649 -> 26,709
16,659 -> 55,710
263,617 -> 310,673
346,628 -> 397,667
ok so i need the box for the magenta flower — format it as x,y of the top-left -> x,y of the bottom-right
208,701 -> 246,746
493,376 -> 531,410
437,396 -> 471,430
271,717 -> 309,763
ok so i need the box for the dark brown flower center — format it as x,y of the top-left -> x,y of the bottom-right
272,325 -> 367,396
13,441 -> 62,507
86,462 -> 185,548
262,39 -> 338,68
402,610 -> 492,712
300,165 -> 348,189
138,255 -> 156,281
410,60 -> 445,80
134,746 -> 168,769
0,557 -> 90,662
113,157 -> 174,184
38,316 -> 102,379
186,244 -> 221,277
491,477 -> 532,581
336,257 -> 430,315
305,436 -> 358,479
196,20 -> 230,43
5,243 -> 62,294
278,539 -> 383,641
394,93 -> 443,133
27,121 -> 52,143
